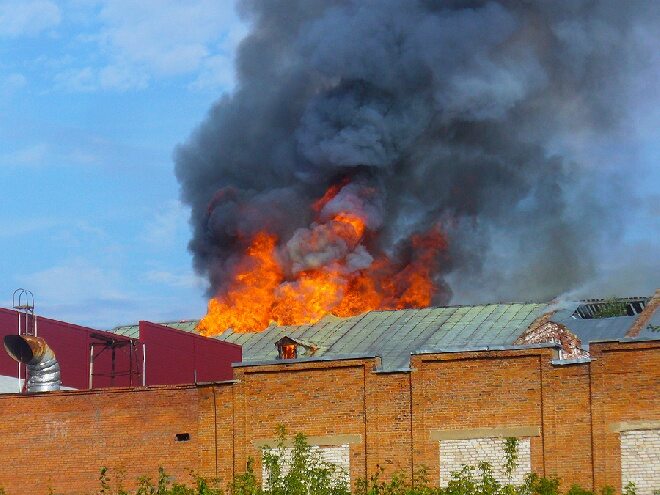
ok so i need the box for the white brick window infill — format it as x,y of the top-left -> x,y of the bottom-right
439,437 -> 532,487
261,444 -> 350,489
621,429 -> 660,495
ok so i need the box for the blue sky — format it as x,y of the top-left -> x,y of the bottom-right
0,0 -> 246,328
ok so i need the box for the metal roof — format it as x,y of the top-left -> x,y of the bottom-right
552,315 -> 637,350
637,306 -> 660,339
112,296 -> 660,371
112,303 -> 551,371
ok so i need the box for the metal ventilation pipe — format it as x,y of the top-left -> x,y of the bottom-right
4,335 -> 61,393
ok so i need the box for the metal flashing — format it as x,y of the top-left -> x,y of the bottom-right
414,342 -> 559,356
232,353 -> 378,368
551,357 -> 592,366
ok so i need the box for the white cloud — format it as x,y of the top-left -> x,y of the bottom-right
0,0 -> 61,37
1,72 -> 26,91
0,143 -> 49,167
55,65 -> 149,92
0,72 -> 27,104
15,257 -> 207,328
14,257 -> 172,328
0,217 -> 61,238
190,53 -> 234,91
53,67 -> 98,92
98,64 -> 148,91
144,269 -> 205,289
19,257 -> 128,306
141,200 -> 189,246
55,0 -> 245,91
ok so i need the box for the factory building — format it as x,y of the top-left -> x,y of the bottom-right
0,292 -> 657,495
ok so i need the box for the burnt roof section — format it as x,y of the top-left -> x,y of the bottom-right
114,302 -> 550,371
571,297 -> 648,319
551,316 -> 637,350
110,294 -> 659,371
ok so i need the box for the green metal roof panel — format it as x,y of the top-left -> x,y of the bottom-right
109,302 -> 553,371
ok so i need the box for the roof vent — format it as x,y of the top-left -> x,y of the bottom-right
275,336 -> 318,360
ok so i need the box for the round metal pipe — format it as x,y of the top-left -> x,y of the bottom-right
3,335 -> 61,393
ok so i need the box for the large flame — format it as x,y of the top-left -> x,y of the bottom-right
198,180 -> 447,335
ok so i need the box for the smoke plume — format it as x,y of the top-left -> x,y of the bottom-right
175,0 -> 658,325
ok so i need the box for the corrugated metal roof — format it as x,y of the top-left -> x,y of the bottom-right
112,303 -> 551,371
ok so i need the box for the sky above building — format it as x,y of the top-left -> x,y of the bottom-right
0,1 -> 657,329
0,0 -> 246,327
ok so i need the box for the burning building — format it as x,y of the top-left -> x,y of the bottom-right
0,292 -> 657,495
175,0 -> 657,331
0,0 -> 657,493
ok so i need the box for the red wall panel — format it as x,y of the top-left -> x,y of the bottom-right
140,321 -> 241,385
0,309 -> 241,391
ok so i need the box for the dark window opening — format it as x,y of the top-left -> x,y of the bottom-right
572,297 -> 648,319
176,433 -> 190,442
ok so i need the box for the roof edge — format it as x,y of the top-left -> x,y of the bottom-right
413,342 -> 560,356
232,352 -> 378,368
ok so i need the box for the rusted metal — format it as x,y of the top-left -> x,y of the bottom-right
3,335 -> 61,393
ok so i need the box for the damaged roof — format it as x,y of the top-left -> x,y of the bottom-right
113,303 -> 550,371
111,295 -> 658,371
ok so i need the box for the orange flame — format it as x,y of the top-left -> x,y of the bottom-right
198,181 -> 447,335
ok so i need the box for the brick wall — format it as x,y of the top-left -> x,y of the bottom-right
261,444 -> 350,488
542,360 -> 594,488
232,359 -> 370,483
590,341 -> 660,492
620,429 -> 660,495
438,437 -> 531,486
0,385 -> 210,495
0,341 -> 657,494
410,349 -> 549,483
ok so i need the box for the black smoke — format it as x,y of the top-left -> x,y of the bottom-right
175,0 -> 659,304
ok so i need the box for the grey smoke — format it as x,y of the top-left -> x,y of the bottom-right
175,0 -> 659,305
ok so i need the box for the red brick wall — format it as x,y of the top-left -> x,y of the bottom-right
410,349 -> 550,482
232,359 -> 371,483
542,361 -> 593,489
0,386 -> 209,495
589,341 -> 660,492
365,371 -> 412,480
0,341 -> 657,494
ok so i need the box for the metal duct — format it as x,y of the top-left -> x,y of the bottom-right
3,335 -> 61,393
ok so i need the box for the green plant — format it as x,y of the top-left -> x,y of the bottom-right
99,467 -> 112,495
502,438 -> 519,483
354,466 -> 410,495
260,426 -> 350,495
622,483 -> 636,495
232,458 -> 261,495
591,299 -> 629,318
80,431 -> 634,495
517,473 -> 560,495
565,484 -> 593,495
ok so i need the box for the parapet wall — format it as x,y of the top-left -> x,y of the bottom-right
0,341 -> 657,495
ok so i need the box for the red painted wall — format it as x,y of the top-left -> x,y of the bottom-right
0,309 -> 241,390
139,321 -> 241,385
0,308 -> 129,390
